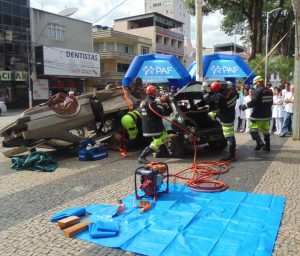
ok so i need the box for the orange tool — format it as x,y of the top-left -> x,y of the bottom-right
138,201 -> 151,214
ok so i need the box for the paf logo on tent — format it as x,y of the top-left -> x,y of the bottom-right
137,60 -> 181,82
206,59 -> 249,78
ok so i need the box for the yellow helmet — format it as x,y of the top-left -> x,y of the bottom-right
253,76 -> 264,85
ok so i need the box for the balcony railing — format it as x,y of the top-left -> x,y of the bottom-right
156,43 -> 184,56
155,27 -> 184,41
100,71 -> 125,79
98,51 -> 136,59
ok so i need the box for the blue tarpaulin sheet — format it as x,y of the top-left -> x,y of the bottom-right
74,184 -> 285,256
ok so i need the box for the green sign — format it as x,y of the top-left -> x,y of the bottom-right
0,71 -> 27,81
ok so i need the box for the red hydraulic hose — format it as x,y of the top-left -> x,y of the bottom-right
149,100 -> 230,192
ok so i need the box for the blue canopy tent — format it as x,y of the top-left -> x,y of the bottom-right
122,54 -> 192,89
187,53 -> 255,85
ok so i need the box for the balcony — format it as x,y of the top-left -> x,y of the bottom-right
156,43 -> 184,56
100,71 -> 125,79
155,27 -> 184,41
98,51 -> 136,60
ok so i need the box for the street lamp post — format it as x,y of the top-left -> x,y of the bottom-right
265,7 -> 282,84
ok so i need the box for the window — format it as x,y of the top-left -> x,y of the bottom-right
141,46 -> 150,55
2,1 -> 12,15
153,3 -> 161,7
47,24 -> 64,41
12,3 -> 21,16
117,43 -> 133,54
106,42 -> 114,51
117,63 -> 130,72
94,43 -> 104,52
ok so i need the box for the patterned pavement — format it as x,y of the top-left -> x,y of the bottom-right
0,111 -> 299,255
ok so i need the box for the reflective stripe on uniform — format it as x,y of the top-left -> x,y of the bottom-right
150,130 -> 168,151
249,120 -> 270,135
227,95 -> 238,108
222,125 -> 234,137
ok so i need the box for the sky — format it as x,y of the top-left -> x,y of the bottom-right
30,0 -> 242,48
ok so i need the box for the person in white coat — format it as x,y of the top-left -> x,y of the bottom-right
272,87 -> 284,135
243,88 -> 253,133
234,96 -> 242,132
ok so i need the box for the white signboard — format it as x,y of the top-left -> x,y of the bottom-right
33,79 -> 49,100
43,46 -> 100,77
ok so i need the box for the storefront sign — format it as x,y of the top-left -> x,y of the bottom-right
33,79 -> 49,100
42,46 -> 100,77
0,71 -> 27,81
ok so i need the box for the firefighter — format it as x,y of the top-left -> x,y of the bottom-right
138,84 -> 171,164
240,75 -> 273,151
121,110 -> 147,151
203,81 -> 238,161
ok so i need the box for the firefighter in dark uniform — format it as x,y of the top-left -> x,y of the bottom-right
203,81 -> 238,161
138,84 -> 171,164
241,75 -> 273,151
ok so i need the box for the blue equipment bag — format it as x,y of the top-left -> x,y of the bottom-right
78,141 -> 108,161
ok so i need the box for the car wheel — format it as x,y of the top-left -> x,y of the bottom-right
208,139 -> 228,151
0,108 -> 2,115
167,133 -> 185,157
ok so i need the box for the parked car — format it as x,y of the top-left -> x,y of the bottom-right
0,101 -> 7,115
164,81 -> 227,157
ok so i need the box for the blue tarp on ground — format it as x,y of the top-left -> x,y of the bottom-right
188,54 -> 256,84
122,54 -> 192,89
75,184 -> 285,256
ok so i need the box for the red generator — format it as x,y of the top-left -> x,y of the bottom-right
134,162 -> 169,201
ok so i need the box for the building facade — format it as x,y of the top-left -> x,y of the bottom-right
0,0 -> 30,108
145,0 -> 193,66
114,12 -> 184,62
30,8 -> 98,103
92,25 -> 152,88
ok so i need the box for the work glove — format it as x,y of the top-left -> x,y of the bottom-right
202,83 -> 211,94
240,104 -> 247,111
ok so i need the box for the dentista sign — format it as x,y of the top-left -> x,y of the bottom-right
0,71 -> 27,81
43,46 -> 100,77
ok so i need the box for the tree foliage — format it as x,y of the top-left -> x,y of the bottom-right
184,0 -> 295,61
248,54 -> 294,83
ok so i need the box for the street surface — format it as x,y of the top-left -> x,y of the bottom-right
0,111 -> 299,256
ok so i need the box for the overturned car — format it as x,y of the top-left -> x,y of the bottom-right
0,81 -> 226,157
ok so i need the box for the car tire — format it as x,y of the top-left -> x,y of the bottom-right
167,133 -> 185,158
208,139 -> 228,151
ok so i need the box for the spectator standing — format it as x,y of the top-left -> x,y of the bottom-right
243,88 -> 253,133
272,87 -> 284,135
234,96 -> 242,132
280,84 -> 295,137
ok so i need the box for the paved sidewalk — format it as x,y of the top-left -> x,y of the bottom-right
0,132 -> 299,255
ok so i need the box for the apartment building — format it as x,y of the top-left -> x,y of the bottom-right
145,0 -> 193,66
0,0 -> 30,108
31,8 -> 97,101
145,0 -> 190,40
114,12 -> 184,62
92,25 -> 153,87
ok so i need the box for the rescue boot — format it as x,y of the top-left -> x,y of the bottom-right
263,134 -> 271,151
254,137 -> 265,151
138,146 -> 154,164
220,147 -> 236,161
220,136 -> 236,161
251,131 -> 264,151
154,144 -> 170,158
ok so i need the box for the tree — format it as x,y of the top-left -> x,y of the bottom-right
185,0 -> 294,61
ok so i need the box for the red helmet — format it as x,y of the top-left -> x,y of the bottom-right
146,85 -> 158,95
210,81 -> 222,93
